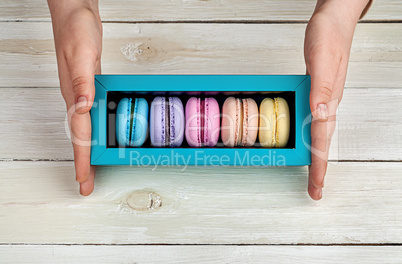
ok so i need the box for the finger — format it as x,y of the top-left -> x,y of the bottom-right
309,114 -> 333,189
80,165 -> 96,196
56,58 -> 91,183
70,110 -> 92,183
308,175 -> 323,201
61,63 -> 93,184
305,33 -> 342,196
308,61 -> 347,196
61,50 -> 100,184
60,69 -> 94,184
74,58 -> 101,185
309,97 -> 340,200
66,46 -> 99,114
309,79 -> 344,195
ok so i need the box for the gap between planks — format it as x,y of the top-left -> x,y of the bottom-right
1,243 -> 402,246
1,19 -> 402,24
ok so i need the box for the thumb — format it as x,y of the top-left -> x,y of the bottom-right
306,48 -> 341,121
67,48 -> 98,114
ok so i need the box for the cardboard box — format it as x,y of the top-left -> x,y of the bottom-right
91,75 -> 311,166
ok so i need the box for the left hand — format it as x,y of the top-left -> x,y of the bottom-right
304,0 -> 370,200
47,0 -> 103,196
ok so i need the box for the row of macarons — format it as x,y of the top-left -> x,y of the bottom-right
116,96 -> 290,148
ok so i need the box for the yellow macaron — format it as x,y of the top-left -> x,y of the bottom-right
258,97 -> 290,148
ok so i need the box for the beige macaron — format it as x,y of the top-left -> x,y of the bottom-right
258,97 -> 290,148
221,97 -> 259,147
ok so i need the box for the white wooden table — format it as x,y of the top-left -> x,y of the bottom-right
1,0 -> 402,263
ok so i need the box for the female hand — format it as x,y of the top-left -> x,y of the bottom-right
304,0 -> 371,200
47,0 -> 102,195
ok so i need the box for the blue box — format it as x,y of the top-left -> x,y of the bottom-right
91,75 -> 311,166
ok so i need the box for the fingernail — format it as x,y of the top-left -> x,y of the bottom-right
316,103 -> 328,120
318,189 -> 323,199
76,96 -> 88,110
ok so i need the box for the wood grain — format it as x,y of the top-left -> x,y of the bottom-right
1,245 -> 402,263
0,0 -> 400,22
0,161 -> 401,244
1,88 -> 401,161
1,0 -> 401,256
1,23 -> 402,88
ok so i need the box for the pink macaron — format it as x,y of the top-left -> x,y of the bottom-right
185,97 -> 220,147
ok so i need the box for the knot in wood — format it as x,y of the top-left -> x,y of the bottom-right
126,189 -> 162,211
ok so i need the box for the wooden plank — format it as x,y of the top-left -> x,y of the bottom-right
335,88 -> 402,160
0,0 -> 400,22
0,23 -> 402,88
0,161 -> 401,244
1,245 -> 402,263
1,88 -> 401,161
0,88 -> 73,160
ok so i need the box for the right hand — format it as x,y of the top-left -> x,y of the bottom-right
48,0 -> 102,195
304,0 -> 371,200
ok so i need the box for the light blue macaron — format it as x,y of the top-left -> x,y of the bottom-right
116,98 -> 149,147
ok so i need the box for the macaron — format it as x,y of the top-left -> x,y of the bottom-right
150,96 -> 185,147
221,97 -> 259,147
259,97 -> 290,148
185,97 -> 220,147
116,97 -> 149,147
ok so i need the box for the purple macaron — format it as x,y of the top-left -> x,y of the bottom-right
150,96 -> 185,147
